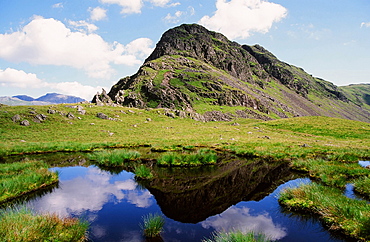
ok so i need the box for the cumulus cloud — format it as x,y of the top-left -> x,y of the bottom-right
361,22 -> 370,28
90,7 -> 108,21
0,68 -> 105,100
0,16 -> 153,79
198,0 -> 287,39
0,68 -> 45,88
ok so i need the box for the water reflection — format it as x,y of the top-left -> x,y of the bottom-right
201,206 -> 287,240
8,154 -> 345,241
29,166 -> 153,217
146,159 -> 296,223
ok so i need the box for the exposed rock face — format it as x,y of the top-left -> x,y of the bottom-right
95,24 -> 370,122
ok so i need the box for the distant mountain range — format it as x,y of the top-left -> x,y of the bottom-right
0,93 -> 86,106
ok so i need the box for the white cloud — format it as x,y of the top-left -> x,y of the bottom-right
201,206 -> 287,241
100,0 -> 144,14
164,7 -> 195,24
361,22 -> 370,28
0,68 -> 45,88
0,68 -> 106,100
48,81 -> 107,100
99,0 -> 179,14
0,16 -> 153,79
90,7 -> 108,21
164,11 -> 184,23
69,20 -> 99,33
149,0 -> 180,7
198,0 -> 287,40
52,3 -> 63,8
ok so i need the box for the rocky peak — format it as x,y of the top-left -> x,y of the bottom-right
145,24 -> 260,83
93,24 -> 370,123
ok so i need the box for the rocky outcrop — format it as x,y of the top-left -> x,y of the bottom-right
94,24 -> 370,123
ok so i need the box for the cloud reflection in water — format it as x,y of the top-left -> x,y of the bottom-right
201,206 -> 287,240
30,166 -> 153,218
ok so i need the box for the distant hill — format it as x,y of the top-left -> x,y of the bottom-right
0,96 -> 52,106
0,93 -> 86,106
93,24 -> 370,123
11,93 -> 86,105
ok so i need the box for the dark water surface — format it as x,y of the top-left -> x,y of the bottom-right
5,152 -> 348,241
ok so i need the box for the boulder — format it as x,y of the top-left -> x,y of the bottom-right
11,114 -> 21,122
20,120 -> 30,126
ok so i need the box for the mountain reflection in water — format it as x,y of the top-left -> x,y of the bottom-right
19,157 -> 344,242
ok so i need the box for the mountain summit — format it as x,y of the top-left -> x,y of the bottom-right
94,24 -> 370,122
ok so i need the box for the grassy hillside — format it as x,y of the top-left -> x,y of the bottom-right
0,104 -> 369,161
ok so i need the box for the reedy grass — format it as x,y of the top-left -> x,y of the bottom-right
0,160 -> 58,203
0,207 -> 88,241
279,183 -> 370,241
203,231 -> 271,242
291,159 -> 370,192
88,149 -> 141,167
134,165 -> 153,179
157,149 -> 217,166
353,176 -> 370,198
140,213 -> 165,238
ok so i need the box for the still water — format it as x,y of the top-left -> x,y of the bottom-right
16,156 -> 347,242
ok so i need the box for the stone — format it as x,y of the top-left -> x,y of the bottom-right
20,120 -> 30,126
47,109 -> 56,114
78,110 -> 86,115
165,111 -> 175,118
97,112 -> 109,119
67,112 -> 75,119
146,118 -> 152,122
35,114 -> 47,121
11,114 -> 21,122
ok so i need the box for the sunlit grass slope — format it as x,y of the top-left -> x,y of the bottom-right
0,104 -> 369,161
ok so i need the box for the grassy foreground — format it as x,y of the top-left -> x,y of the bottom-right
0,160 -> 58,203
279,183 -> 370,241
0,207 -> 88,242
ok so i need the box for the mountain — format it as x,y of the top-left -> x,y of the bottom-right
93,24 -> 370,122
13,93 -> 86,104
0,96 -> 52,106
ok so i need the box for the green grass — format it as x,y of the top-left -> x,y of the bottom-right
203,231 -> 271,242
279,183 -> 370,241
0,160 -> 58,203
140,213 -> 165,238
291,159 -> 370,189
134,165 -> 153,179
88,149 -> 141,167
157,149 -> 217,166
0,207 -> 88,242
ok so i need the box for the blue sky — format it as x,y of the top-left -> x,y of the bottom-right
0,0 -> 369,100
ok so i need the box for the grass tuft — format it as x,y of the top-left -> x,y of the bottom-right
0,207 -> 88,241
140,213 -> 165,238
203,231 -> 271,242
88,149 -> 141,167
134,165 -> 153,179
157,149 -> 217,166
